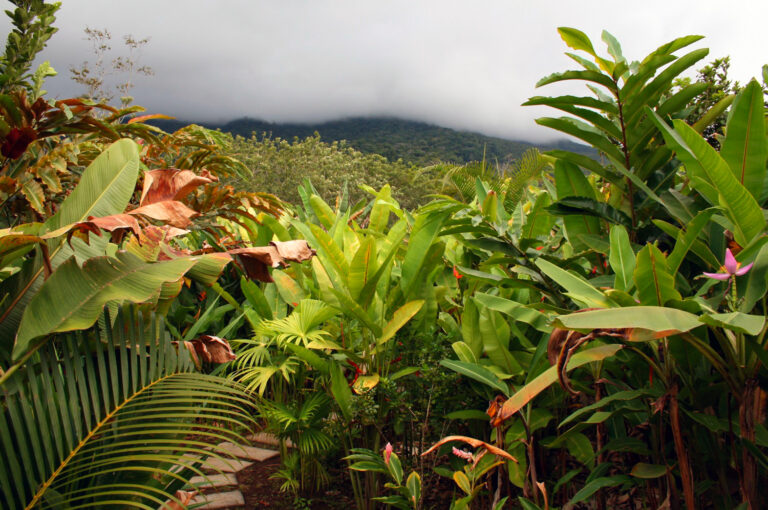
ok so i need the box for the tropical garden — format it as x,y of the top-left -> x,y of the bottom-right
1,1 -> 768,509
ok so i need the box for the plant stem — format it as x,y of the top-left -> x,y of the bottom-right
669,384 -> 695,510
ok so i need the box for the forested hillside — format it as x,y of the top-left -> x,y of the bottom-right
152,116 -> 595,165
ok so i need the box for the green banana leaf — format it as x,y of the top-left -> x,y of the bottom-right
648,109 -> 765,246
720,80 -> 767,200
14,251 -> 200,359
633,244 -> 680,306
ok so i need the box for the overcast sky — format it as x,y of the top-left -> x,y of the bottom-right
4,0 -> 767,142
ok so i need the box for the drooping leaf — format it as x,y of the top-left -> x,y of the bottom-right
553,306 -> 700,334
631,463 -> 669,479
14,252 -> 199,359
377,300 -> 424,346
473,292 -> 550,333
536,258 -> 616,309
440,359 -> 509,396
701,312 -> 765,336
422,435 -> 517,462
498,344 -> 623,421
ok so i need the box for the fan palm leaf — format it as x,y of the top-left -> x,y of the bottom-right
0,306 -> 256,509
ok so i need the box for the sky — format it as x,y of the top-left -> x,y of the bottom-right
3,0 -> 767,142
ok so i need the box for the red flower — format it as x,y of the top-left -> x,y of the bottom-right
1,127 -> 37,159
453,266 -> 463,280
536,246 -> 543,251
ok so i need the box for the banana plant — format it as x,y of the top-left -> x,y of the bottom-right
524,27 -> 715,234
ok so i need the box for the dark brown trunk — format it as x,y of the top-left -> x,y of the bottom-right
669,385 -> 695,510
738,379 -> 761,510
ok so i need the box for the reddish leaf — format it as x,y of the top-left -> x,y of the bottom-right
421,435 -> 517,462
140,168 -> 217,206
2,127 -> 37,159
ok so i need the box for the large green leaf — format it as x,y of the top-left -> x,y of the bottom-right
478,308 -> 521,375
536,259 -> 616,309
0,140 -> 141,351
553,306 -> 701,334
14,252 -> 197,359
377,300 -> 424,346
329,362 -> 353,422
47,139 -> 140,229
348,237 -> 377,301
554,160 -> 601,252
701,312 -> 765,336
742,243 -> 768,312
608,225 -> 635,291
499,344 -> 623,421
649,110 -> 765,245
666,208 -> 717,275
473,292 -> 550,333
720,80 -> 767,200
633,243 -> 680,306
440,359 -> 509,396
400,209 -> 450,297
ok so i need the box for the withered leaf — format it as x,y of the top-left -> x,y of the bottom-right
229,240 -> 316,282
140,168 -> 217,206
181,335 -> 237,368
129,200 -> 199,228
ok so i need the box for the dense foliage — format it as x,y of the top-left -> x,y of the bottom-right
2,3 -> 768,510
225,133 -> 439,209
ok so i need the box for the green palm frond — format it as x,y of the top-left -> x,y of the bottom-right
256,392 -> 333,456
502,148 -> 550,210
260,299 -> 339,348
0,306 -> 256,510
231,351 -> 300,396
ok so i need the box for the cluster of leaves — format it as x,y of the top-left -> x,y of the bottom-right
414,27 -> 768,510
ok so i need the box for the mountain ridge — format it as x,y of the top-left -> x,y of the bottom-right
151,116 -> 595,165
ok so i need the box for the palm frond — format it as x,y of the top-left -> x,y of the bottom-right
0,306 -> 256,509
502,148 -> 550,211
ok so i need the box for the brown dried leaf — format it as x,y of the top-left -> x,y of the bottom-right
129,200 -> 199,228
71,214 -> 141,244
158,489 -> 197,510
229,240 -> 316,282
187,335 -> 237,364
421,435 -> 517,462
140,168 -> 217,206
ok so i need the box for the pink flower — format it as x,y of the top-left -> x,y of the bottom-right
703,249 -> 753,281
384,442 -> 393,465
452,447 -> 473,462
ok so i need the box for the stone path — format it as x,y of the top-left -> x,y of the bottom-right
184,433 -> 282,509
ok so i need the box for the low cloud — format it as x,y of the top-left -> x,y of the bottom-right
10,0 -> 767,142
